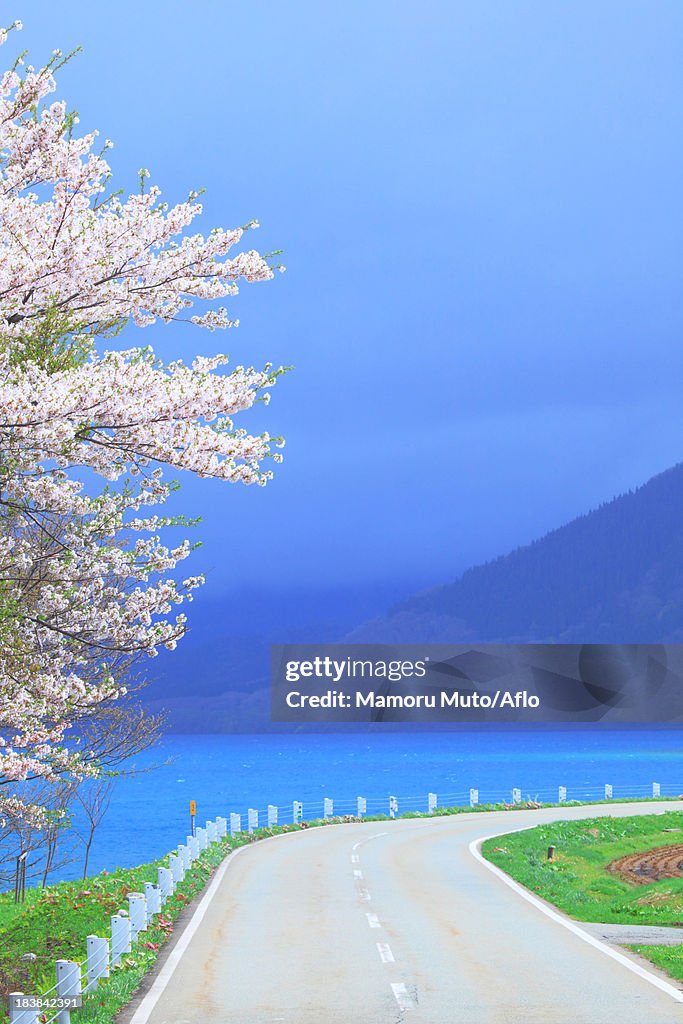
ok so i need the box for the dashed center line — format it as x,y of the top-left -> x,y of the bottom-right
351,853 -> 360,864
358,886 -> 371,902
391,982 -> 412,1011
353,869 -> 363,880
376,942 -> 394,963
365,913 -> 380,928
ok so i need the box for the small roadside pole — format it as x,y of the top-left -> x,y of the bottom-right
190,799 -> 197,838
547,845 -> 556,861
14,851 -> 27,904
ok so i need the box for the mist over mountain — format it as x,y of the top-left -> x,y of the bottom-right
348,462 -> 683,644
144,462 -> 683,730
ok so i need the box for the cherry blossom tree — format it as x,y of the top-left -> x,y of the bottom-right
0,21 -> 285,823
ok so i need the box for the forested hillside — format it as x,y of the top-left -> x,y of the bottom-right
349,463 -> 683,643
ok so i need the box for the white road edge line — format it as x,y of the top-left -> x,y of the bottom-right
390,982 -> 412,1010
470,832 -> 683,1005
129,825 -> 339,1024
377,942 -> 395,963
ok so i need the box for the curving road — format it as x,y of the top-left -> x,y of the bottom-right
132,801 -> 683,1024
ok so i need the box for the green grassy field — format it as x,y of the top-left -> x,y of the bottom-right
482,811 -> 683,982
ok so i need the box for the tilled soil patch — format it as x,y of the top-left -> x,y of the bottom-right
608,844 -> 683,885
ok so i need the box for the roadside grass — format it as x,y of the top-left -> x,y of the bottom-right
1,797 -> 680,1023
625,944 -> 683,984
482,811 -> 683,983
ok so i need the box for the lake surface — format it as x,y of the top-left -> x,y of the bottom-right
43,728 -> 683,883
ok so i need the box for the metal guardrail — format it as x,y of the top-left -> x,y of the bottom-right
225,779 -> 671,828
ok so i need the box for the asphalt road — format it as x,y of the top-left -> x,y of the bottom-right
135,801 -> 683,1024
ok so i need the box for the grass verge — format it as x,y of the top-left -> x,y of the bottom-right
482,810 -> 683,983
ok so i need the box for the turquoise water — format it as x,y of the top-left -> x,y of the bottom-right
48,729 -> 683,882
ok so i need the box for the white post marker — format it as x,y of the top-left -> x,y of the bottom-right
653,782 -> 661,797
389,796 -> 398,818
216,816 -> 227,837
428,792 -> 437,812
169,852 -> 183,883
559,786 -> 567,803
128,893 -> 147,940
324,797 -> 333,818
144,882 -> 161,919
230,812 -> 241,835
267,804 -> 278,826
86,935 -> 109,991
247,808 -> 259,832
470,788 -> 479,807
512,788 -> 522,805
207,820 -> 217,843
178,844 -> 191,872
110,914 -> 131,966
357,796 -> 367,816
55,959 -> 81,1024
605,783 -> 613,799
9,991 -> 39,1024
293,800 -> 303,823
196,826 -> 209,851
158,866 -> 173,902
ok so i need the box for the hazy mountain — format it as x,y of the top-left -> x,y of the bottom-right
143,462 -> 683,730
348,462 -> 683,644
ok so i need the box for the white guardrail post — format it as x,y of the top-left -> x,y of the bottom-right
158,865 -> 174,902
512,788 -> 521,805
470,788 -> 479,807
230,812 -> 241,836
324,798 -> 333,818
389,796 -> 398,818
110,913 -> 131,967
55,959 -> 81,1024
605,784 -> 613,799
9,993 -> 39,1024
357,796 -> 366,816
216,815 -> 227,837
127,893 -> 147,941
86,935 -> 109,991
247,809 -> 258,833
428,792 -> 437,812
144,882 -> 161,919
559,786 -> 567,803
653,782 -> 661,797
293,801 -> 303,823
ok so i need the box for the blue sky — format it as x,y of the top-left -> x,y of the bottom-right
13,1 -> 683,600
